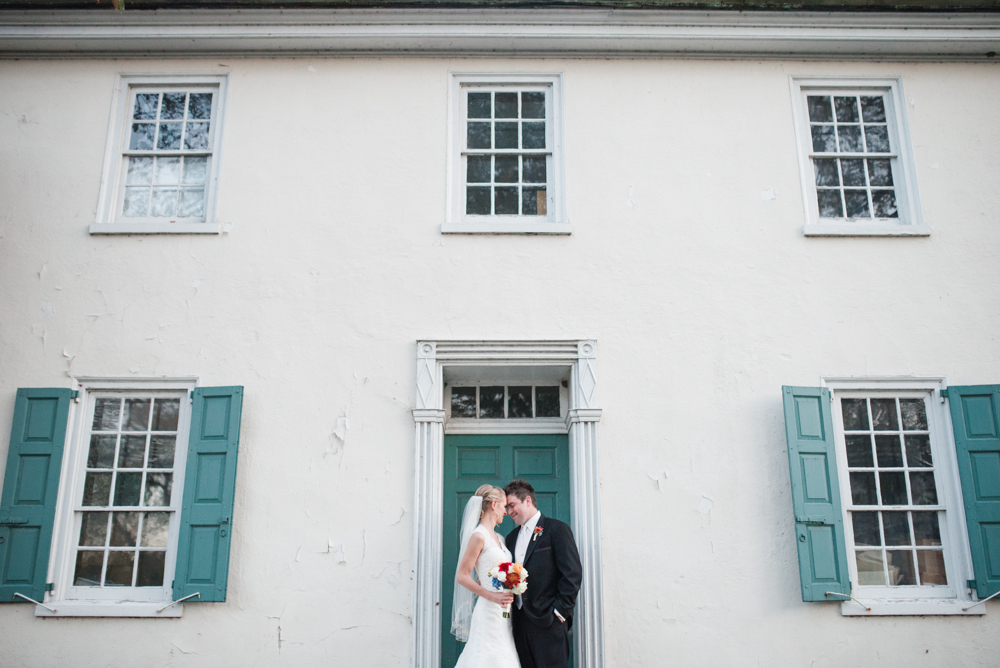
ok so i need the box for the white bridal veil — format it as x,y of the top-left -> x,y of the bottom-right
451,495 -> 483,642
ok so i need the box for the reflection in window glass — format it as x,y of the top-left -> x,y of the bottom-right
450,385 -> 562,419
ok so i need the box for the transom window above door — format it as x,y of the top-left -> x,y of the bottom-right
447,385 -> 564,421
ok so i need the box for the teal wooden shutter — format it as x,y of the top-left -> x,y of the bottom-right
0,389 -> 71,604
173,386 -> 243,602
782,386 -> 851,601
946,385 -> 1000,599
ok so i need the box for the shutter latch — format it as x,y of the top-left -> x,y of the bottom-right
795,516 -> 827,526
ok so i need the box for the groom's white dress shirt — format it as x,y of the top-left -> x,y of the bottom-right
514,510 -> 564,622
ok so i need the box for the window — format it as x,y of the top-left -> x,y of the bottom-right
92,75 -> 228,234
444,74 -> 567,234
790,77 -> 925,236
449,385 -> 563,420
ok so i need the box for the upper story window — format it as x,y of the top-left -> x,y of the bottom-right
791,77 -> 926,237
443,74 -> 568,235
92,75 -> 228,234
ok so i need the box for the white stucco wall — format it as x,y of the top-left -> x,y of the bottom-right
1,54 -> 999,667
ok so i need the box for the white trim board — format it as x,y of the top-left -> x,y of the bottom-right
2,9 -> 1000,60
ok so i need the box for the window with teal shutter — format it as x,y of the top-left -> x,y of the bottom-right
945,385 -> 1000,600
0,389 -> 72,604
172,386 -> 243,603
782,386 -> 851,601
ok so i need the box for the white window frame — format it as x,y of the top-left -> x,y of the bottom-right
39,376 -> 197,617
790,77 -> 927,237
824,377 -> 979,616
444,73 -> 569,235
92,73 -> 228,235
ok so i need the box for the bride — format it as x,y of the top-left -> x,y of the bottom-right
451,484 -> 521,668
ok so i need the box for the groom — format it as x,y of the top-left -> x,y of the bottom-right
504,480 -> 582,668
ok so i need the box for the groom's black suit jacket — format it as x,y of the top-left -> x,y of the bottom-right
505,514 -> 583,630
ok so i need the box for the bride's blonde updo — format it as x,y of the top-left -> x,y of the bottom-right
475,484 -> 506,520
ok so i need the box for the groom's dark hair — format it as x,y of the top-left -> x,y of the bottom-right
504,479 -> 536,506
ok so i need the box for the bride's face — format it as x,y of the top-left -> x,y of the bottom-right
491,499 -> 507,522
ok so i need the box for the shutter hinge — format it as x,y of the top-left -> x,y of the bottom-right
45,583 -> 54,592
189,390 -> 194,403
940,388 -> 949,399
70,390 -> 79,402
967,579 -> 977,590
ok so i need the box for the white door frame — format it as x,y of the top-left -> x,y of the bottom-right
411,340 -> 605,668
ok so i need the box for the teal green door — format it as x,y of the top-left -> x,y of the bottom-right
441,433 -> 571,668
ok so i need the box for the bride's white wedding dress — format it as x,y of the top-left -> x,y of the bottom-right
455,525 -> 521,668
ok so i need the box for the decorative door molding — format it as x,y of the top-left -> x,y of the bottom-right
411,340 -> 606,668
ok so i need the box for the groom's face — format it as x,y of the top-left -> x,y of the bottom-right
506,493 -> 534,526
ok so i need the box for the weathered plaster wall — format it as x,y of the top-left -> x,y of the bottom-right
1,55 -> 999,666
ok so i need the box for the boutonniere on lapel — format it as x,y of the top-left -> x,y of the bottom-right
532,526 -> 544,542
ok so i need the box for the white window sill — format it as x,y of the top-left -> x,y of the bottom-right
803,224 -> 931,237
441,222 -> 571,235
34,600 -> 184,617
840,599 -> 984,616
89,222 -> 220,235
446,418 -> 567,435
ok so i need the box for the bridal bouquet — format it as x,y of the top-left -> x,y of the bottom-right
486,562 -> 528,618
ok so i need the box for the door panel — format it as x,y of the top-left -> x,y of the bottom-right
441,433 -> 570,668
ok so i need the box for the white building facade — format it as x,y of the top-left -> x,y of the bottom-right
1,6 -> 1000,666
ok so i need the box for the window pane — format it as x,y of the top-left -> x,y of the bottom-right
860,96 -> 887,122
494,155 -> 518,183
899,399 -> 927,430
521,188 -> 546,216
129,123 -> 156,150
845,435 -> 874,467
523,156 -> 546,184
912,512 -> 941,546
872,191 -> 898,218
495,92 -> 518,119
479,387 -> 504,419
79,512 -> 109,547
535,387 -> 560,417
144,473 -> 173,507
73,551 -> 105,586
879,472 -> 907,505
807,96 -> 833,122
867,159 -> 893,187
838,126 -> 864,153
118,435 -> 147,468
467,155 -> 491,183
856,550 -> 885,585
149,436 -> 176,469
886,549 -> 916,585
817,191 -> 843,218
178,189 -> 205,217
918,550 -> 948,585
123,187 -> 150,217
157,123 -> 182,150
466,187 -> 491,215
834,96 -> 859,123
910,472 -> 938,505
141,512 -> 170,547
82,472 -> 112,506
840,159 -> 866,187
521,92 -> 545,119
509,386 -> 532,418
904,434 -> 933,467
882,511 -> 911,545
870,399 -> 898,431
495,123 -> 518,149
813,159 -> 840,186
150,188 -> 178,217
841,399 -> 870,430
451,387 -> 477,418
810,125 -> 837,153
467,122 -> 491,149
124,399 -> 151,431
182,156 -> 208,184
188,92 -> 213,120
104,551 -> 135,587
136,551 -> 166,587
183,122 -> 211,150
522,122 -> 545,149
468,92 -> 491,119
494,187 -> 518,215
133,93 -> 159,120
153,157 -> 181,185
875,435 -> 903,467
126,157 -> 154,185
161,93 -> 186,119
114,472 -> 142,506
110,512 -> 140,547
852,512 -> 881,546
93,399 -> 122,431
844,190 -> 870,218
152,399 -> 180,431
865,126 -> 891,153
88,435 -> 116,469
850,472 -> 878,505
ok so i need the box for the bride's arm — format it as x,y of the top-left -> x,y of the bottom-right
456,533 -> 514,607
